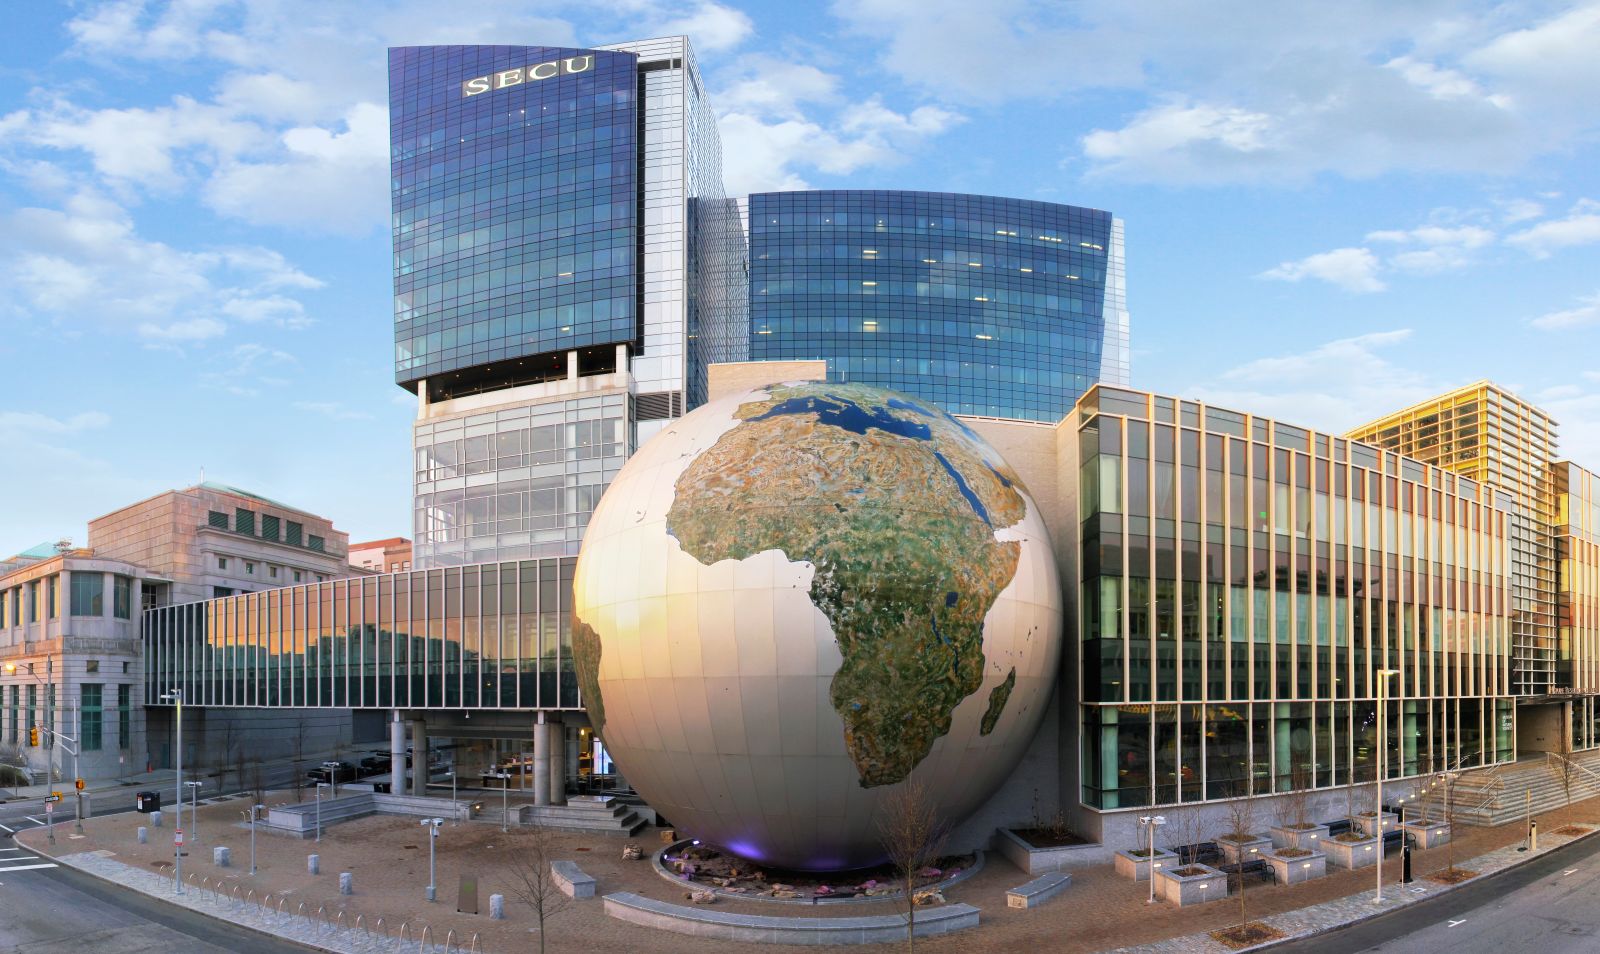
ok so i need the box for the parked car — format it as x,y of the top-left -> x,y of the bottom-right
358,754 -> 392,776
306,762 -> 359,784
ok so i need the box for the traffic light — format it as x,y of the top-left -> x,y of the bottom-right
29,726 -> 39,747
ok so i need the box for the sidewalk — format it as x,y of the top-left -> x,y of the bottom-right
1110,822 -> 1600,953
1,768 -> 176,801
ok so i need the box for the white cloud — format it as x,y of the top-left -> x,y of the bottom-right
1260,247 -> 1385,293
204,102 -> 389,234
1184,329 -> 1440,434
1530,292 -> 1600,331
199,342 -> 298,396
650,1 -> 754,52
1505,199 -> 1600,257
1495,197 -> 1545,223
294,400 -> 373,421
1366,225 -> 1494,247
717,56 -> 839,119
138,317 -> 228,342
23,96 -> 265,192
0,190 -> 322,339
0,410 -> 113,436
220,294 -> 312,329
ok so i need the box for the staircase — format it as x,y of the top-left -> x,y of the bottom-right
519,796 -> 648,836
1404,750 -> 1600,828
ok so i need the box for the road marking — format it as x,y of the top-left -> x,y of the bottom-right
0,863 -> 58,873
0,822 -> 13,833
1564,869 -> 1578,876
1448,920 -> 1467,927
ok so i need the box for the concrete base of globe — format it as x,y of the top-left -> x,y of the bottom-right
652,839 -> 985,905
603,892 -> 981,945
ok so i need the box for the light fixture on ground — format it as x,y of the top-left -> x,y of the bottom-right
242,803 -> 265,875
184,780 -> 203,843
421,817 -> 444,902
322,761 -> 343,797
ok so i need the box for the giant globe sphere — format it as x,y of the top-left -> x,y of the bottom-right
572,381 -> 1061,870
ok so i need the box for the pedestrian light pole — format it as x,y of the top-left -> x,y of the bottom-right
158,688 -> 184,894
1375,669 -> 1399,905
492,771 -> 511,832
242,804 -> 265,875
315,781 -> 332,842
421,817 -> 443,902
184,780 -> 204,844
1139,814 -> 1167,904
321,761 -> 343,798
447,764 -> 458,824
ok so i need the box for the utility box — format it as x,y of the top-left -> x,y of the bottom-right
135,791 -> 162,813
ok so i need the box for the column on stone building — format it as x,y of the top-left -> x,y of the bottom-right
409,717 -> 427,796
103,571 -> 116,619
390,710 -> 406,795
548,713 -> 565,805
533,711 -> 551,807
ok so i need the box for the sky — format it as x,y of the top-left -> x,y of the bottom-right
1,0 -> 1598,556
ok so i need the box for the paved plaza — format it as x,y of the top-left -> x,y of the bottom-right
14,787 -> 1600,953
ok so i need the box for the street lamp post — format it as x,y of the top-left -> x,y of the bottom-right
421,817 -> 443,902
448,765 -> 457,823
158,689 -> 184,893
184,780 -> 203,844
1375,669 -> 1399,905
243,804 -> 264,875
321,761 -> 343,798
315,782 -> 331,842
1140,815 -> 1167,904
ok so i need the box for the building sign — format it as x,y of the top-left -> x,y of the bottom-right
462,55 -> 594,97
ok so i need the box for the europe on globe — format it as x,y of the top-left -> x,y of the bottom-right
572,381 -> 1062,870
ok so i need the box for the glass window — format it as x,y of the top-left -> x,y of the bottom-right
70,573 -> 105,616
118,684 -> 131,750
81,683 -> 103,751
113,576 -> 132,619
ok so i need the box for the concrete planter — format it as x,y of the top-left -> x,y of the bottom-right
1114,847 -> 1179,882
1403,820 -> 1451,849
1217,834 -> 1272,865
1155,863 -> 1228,907
1353,811 -> 1398,838
1265,849 -> 1327,884
1324,834 -> 1379,869
996,829 -> 1113,874
1269,823 -> 1330,852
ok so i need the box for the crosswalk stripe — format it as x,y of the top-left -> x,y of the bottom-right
0,863 -> 58,872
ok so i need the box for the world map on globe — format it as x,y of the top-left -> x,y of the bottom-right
575,381 -> 1035,789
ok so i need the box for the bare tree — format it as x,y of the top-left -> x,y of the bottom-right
1169,807 -> 1209,867
501,825 -> 572,954
1550,754 -> 1580,822
248,756 -> 267,807
1222,770 -> 1262,926
878,777 -> 950,954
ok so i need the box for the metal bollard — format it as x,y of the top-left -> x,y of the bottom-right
150,810 -> 163,828
489,893 -> 505,920
339,872 -> 353,895
308,853 -> 320,875
138,826 -> 148,844
214,846 -> 230,868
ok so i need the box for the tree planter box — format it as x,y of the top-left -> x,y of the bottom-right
1265,849 -> 1327,884
1402,820 -> 1451,849
1217,834 -> 1271,865
1114,847 -> 1179,882
1324,835 -> 1379,869
1353,812 -> 1398,838
996,829 -> 1114,874
1155,864 -> 1228,906
1270,824 -> 1330,851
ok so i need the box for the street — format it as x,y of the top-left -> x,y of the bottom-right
1,792 -> 315,953
1277,830 -> 1600,954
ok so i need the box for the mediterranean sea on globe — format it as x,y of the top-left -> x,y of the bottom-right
571,381 -> 1062,870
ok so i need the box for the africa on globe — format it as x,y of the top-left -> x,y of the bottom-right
572,381 -> 1062,870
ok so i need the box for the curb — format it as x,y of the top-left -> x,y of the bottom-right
1109,824 -> 1600,954
13,826 -> 413,954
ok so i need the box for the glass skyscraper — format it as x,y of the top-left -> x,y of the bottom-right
746,190 -> 1128,423
391,40 -> 746,568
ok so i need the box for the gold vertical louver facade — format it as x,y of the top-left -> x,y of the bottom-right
1347,383 -> 1560,695
1557,463 -> 1600,746
1073,386 -> 1515,811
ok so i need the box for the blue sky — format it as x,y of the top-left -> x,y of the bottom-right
2,0 -> 1598,555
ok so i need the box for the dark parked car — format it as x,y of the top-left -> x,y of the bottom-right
306,762 -> 359,784
358,754 -> 392,776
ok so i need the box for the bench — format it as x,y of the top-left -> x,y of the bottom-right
1217,859 -> 1274,887
1007,872 -> 1071,909
552,860 -> 596,899
603,892 -> 980,944
1170,841 -> 1222,866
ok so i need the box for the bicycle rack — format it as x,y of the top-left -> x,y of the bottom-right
468,932 -> 482,954
418,924 -> 433,953
444,928 -> 457,953
397,919 -> 414,946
